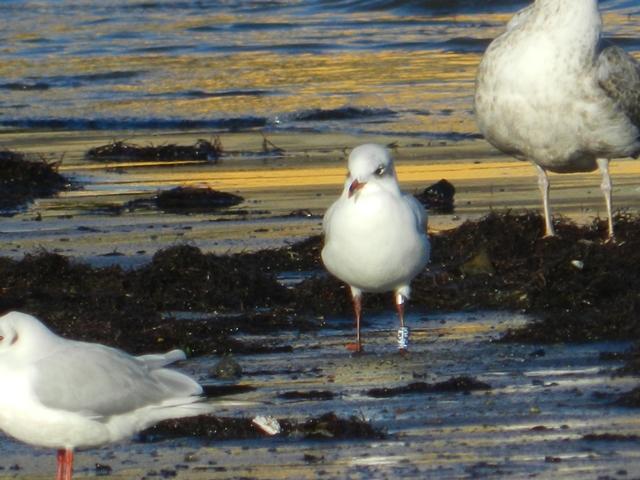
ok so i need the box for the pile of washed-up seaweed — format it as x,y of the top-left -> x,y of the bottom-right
1,212 -> 638,357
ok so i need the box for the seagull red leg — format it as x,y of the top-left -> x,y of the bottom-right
56,449 -> 65,480
346,291 -> 363,353
63,449 -> 74,480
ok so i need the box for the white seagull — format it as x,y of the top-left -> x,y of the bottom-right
0,311 -> 211,480
475,0 -> 640,239
322,144 -> 430,353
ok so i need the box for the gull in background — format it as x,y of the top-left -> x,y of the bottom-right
475,0 -> 640,239
0,311 -> 211,480
322,144 -> 430,353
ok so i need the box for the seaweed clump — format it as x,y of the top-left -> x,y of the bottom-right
278,390 -> 335,401
155,186 -> 243,213
131,245 -> 289,312
416,178 -> 456,213
285,412 -> 384,440
424,211 -> 640,345
366,376 -> 491,398
4,211 -> 640,364
85,138 -> 222,162
0,150 -> 68,210
138,412 -> 384,443
0,244 -> 294,356
121,186 -> 244,214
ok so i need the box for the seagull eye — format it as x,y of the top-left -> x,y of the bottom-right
374,166 -> 385,176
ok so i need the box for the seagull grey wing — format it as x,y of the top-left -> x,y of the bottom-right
31,343 -> 201,418
597,43 -> 640,130
136,349 -> 186,369
506,4 -> 533,31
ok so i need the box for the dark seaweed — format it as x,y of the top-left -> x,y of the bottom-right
0,150 -> 68,210
278,390 -> 335,401
3,212 -> 640,369
202,385 -> 255,397
85,138 -> 222,162
118,187 -> 244,214
138,412 -> 384,442
582,433 -> 640,441
416,178 -> 455,213
155,186 -> 243,213
0,245 -> 295,356
366,376 -> 491,398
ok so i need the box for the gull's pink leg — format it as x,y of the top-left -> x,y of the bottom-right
56,450 -> 65,480
535,164 -> 555,237
346,292 -> 363,353
63,449 -> 74,480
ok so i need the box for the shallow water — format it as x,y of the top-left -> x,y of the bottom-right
1,0 -> 639,140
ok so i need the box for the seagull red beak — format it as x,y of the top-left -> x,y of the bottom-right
348,179 -> 366,198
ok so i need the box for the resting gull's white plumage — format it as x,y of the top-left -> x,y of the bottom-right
0,311 -> 211,480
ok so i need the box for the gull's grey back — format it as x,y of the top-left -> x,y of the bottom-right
32,343 -> 202,418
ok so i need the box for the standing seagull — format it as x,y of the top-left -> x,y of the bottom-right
475,0 -> 640,239
0,311 -> 211,480
322,144 -> 430,353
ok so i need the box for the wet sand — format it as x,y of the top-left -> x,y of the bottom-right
2,130 -> 640,478
0,312 -> 638,479
2,130 -> 640,267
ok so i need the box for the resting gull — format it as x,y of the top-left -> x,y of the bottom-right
0,311 -> 211,480
475,0 -> 640,238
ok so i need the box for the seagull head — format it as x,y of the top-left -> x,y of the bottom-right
346,144 -> 399,199
0,311 -> 58,360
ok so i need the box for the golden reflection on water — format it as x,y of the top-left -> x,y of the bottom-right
13,47 -> 480,133
1,8 -> 639,138
0,10 -> 502,136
